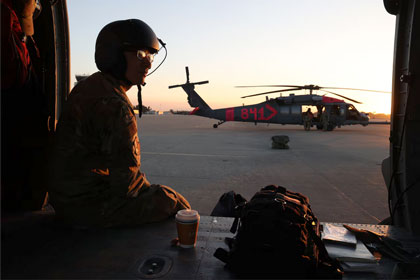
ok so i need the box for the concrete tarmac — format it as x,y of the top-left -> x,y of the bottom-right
137,114 -> 390,224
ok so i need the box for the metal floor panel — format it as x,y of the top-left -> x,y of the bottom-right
2,213 -> 420,279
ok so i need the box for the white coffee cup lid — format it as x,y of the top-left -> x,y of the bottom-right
176,209 -> 200,222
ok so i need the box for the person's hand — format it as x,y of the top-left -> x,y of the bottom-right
20,0 -> 36,18
16,0 -> 36,35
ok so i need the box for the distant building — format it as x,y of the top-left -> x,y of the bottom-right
142,110 -> 168,115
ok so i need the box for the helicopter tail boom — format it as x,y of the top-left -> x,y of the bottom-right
169,67 -> 212,111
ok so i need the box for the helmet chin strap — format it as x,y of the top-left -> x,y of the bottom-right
137,83 -> 143,118
136,38 -> 167,118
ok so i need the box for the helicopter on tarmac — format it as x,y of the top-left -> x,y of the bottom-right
169,67 -> 389,131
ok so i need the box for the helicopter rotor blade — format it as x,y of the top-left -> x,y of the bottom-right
320,89 -> 363,104
236,84 -> 391,93
241,88 -> 301,99
236,85 -> 302,88
321,87 -> 391,93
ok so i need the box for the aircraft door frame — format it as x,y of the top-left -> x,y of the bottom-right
34,0 -> 70,133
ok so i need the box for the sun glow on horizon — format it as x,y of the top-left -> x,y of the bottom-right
68,0 -> 395,115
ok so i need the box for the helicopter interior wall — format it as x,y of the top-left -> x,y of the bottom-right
30,0 -> 70,132
1,0 -> 70,213
33,0 -> 58,129
388,0 -> 420,234
401,1 -> 420,234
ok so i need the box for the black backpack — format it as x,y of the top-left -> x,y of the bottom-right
214,185 -> 343,279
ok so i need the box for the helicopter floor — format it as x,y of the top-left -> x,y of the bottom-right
2,213 -> 419,279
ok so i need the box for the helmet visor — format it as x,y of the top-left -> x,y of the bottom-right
136,50 -> 155,63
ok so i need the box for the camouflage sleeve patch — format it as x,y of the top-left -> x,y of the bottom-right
93,97 -> 143,196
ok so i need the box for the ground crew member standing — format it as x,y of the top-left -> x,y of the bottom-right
49,19 -> 190,227
302,108 -> 314,131
321,109 -> 329,131
1,0 -> 47,212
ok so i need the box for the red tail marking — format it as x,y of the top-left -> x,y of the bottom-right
190,107 -> 200,115
226,108 -> 234,121
265,104 -> 277,120
322,96 -> 344,103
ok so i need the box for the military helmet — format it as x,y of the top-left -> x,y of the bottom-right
95,19 -> 159,81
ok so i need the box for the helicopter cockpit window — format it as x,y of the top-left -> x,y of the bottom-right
347,105 -> 359,120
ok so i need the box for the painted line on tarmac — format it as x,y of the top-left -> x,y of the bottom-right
295,150 -> 382,223
143,152 -> 246,158
321,176 -> 381,223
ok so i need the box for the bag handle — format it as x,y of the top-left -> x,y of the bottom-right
229,200 -> 247,233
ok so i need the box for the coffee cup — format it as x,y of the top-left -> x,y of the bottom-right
175,209 -> 200,248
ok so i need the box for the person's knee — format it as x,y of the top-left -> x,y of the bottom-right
154,184 -> 191,211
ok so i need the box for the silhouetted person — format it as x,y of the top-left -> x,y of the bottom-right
302,108 -> 314,131
1,0 -> 47,212
48,19 -> 190,227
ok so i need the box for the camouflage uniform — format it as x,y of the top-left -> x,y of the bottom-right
321,112 -> 329,131
49,72 -> 190,227
302,114 -> 311,131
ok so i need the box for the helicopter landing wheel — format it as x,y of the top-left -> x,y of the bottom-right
213,120 -> 225,128
326,124 -> 335,131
